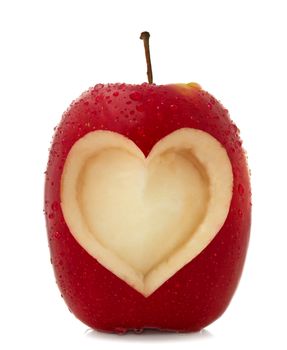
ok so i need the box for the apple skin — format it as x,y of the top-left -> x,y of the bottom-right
45,83 -> 251,333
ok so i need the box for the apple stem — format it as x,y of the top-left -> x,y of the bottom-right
140,31 -> 153,84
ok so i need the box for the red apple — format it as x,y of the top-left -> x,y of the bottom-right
44,81 -> 251,333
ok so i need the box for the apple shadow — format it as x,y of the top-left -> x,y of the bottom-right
85,327 -> 213,342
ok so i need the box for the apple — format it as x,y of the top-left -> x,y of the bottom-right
44,34 -> 251,333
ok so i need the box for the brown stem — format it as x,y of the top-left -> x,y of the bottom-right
140,31 -> 153,84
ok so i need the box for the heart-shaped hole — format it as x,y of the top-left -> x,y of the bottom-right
61,128 -> 233,296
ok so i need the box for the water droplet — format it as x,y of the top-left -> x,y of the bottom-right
54,231 -> 61,239
238,209 -> 243,218
118,83 -> 126,90
238,184 -> 244,195
232,124 -> 238,132
236,140 -> 242,147
207,103 -> 212,109
51,201 -> 59,211
129,91 -> 142,101
115,327 -> 127,335
169,104 -> 178,111
134,328 -> 143,334
113,91 -> 119,97
48,213 -> 54,219
95,95 -> 103,102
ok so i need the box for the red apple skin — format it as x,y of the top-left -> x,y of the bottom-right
44,83 -> 251,333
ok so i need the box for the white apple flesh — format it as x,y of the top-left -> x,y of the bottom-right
61,128 -> 233,296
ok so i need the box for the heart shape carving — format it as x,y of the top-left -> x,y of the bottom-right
61,128 -> 233,296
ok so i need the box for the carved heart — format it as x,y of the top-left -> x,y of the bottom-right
61,128 -> 233,296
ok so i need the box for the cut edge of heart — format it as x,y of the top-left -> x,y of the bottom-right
60,128 -> 233,297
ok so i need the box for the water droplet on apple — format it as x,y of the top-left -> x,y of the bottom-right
134,328 -> 143,334
236,140 -> 242,148
238,184 -> 244,195
51,201 -> 59,211
118,83 -> 126,90
169,104 -> 178,111
231,124 -> 238,133
48,213 -> 54,219
53,231 -> 61,239
129,91 -> 142,101
207,103 -> 212,109
95,94 -> 103,102
238,209 -> 243,218
113,91 -> 119,97
115,327 -> 127,335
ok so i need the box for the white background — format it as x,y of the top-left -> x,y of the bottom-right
0,0 -> 286,349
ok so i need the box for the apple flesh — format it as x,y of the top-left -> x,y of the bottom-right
45,82 -> 251,333
61,128 -> 233,297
